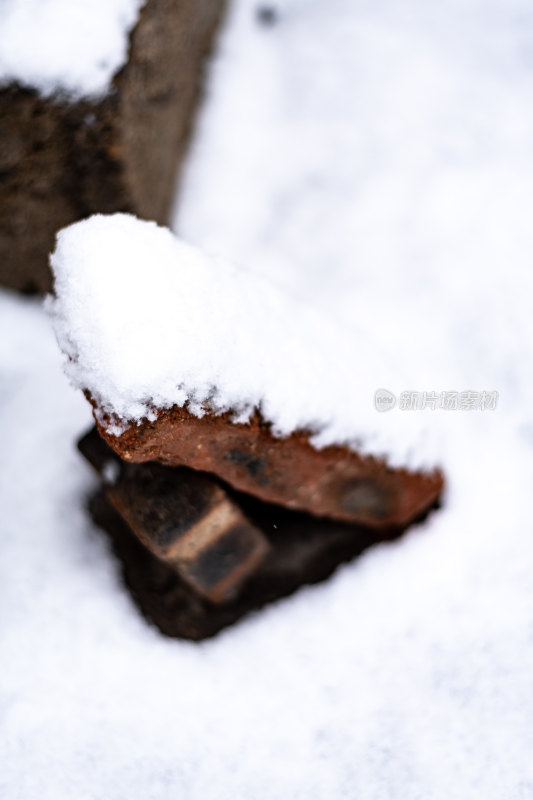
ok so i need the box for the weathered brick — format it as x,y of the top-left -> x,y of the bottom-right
93,405 -> 444,529
79,429 -> 270,603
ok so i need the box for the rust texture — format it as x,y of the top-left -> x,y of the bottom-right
94,404 -> 444,529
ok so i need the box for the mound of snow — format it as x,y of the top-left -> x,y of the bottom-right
48,213 -> 435,468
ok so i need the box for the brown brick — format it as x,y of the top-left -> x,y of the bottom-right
88,483 -> 406,641
82,427 -> 441,639
93,405 -> 444,530
79,429 -> 270,604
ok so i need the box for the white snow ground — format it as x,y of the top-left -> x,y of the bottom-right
2,0 -> 533,797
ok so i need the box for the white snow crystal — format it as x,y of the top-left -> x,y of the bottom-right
0,0 -> 144,99
48,213 -> 436,468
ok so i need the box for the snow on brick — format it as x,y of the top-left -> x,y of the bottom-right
48,213 -> 435,469
0,0 -> 144,99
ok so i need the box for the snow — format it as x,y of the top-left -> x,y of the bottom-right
2,0 -> 533,797
1,291 -> 532,799
0,0 -> 144,99
48,213 -> 436,468
174,0 -> 533,440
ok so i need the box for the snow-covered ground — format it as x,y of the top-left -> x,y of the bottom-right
2,0 -> 533,797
